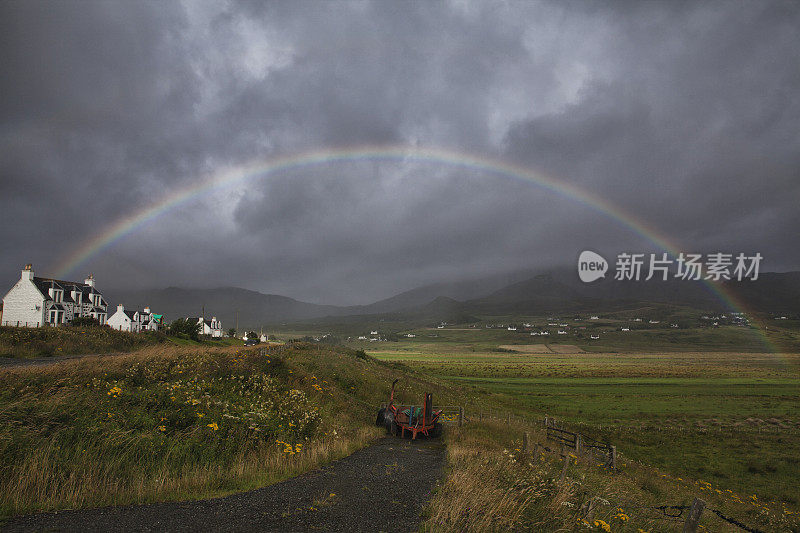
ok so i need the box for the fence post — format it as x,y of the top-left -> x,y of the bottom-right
506,412 -> 511,425
575,434 -> 583,455
458,406 -> 464,427
682,498 -> 706,533
479,410 -> 483,421
544,416 -> 548,427
559,450 -> 569,484
611,445 -> 618,470
523,432 -> 529,454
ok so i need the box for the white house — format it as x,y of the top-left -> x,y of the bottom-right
107,305 -> 160,333
107,305 -> 141,332
186,316 -> 223,337
2,264 -> 108,327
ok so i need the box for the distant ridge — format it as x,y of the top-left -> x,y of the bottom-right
104,270 -> 800,328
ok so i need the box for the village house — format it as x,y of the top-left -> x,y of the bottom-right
107,305 -> 160,333
2,264 -> 108,327
186,316 -> 223,337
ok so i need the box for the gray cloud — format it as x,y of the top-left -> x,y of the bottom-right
1,1 -> 798,304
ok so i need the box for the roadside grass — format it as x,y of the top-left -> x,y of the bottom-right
0,342 -> 473,518
424,420 -> 798,532
0,325 -> 164,358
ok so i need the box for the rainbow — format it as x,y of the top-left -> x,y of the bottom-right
50,144 -> 778,352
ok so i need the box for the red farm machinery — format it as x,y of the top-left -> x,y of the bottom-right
375,379 -> 443,439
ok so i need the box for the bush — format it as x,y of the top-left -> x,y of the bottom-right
167,319 -> 201,341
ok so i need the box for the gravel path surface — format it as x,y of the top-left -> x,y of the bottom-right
1,437 -> 445,533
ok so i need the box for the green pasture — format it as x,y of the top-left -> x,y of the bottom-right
371,348 -> 800,506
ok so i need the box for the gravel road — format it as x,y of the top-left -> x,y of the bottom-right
1,437 -> 445,533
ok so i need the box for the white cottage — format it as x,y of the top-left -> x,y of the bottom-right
2,264 -> 108,327
107,304 -> 141,332
186,316 -> 223,338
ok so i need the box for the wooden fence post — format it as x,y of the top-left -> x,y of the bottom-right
479,410 -> 483,421
559,451 -> 569,483
612,446 -> 618,472
575,434 -> 583,455
682,498 -> 706,533
506,412 -> 511,425
523,432 -> 529,454
458,406 -> 464,427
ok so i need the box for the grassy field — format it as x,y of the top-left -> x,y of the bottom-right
0,328 -> 797,531
371,346 -> 800,512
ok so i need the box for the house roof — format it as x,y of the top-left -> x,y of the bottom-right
123,310 -> 137,320
32,277 -> 104,304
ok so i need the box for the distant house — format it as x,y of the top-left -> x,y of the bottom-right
507,326 -> 517,331
186,316 -> 223,338
2,264 -> 108,327
621,327 -> 630,332
590,335 -> 600,340
590,316 -> 599,320
557,330 -> 567,335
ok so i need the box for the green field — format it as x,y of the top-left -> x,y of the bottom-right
367,345 -> 800,507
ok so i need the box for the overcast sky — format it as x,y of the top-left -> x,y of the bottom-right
1,1 -> 798,304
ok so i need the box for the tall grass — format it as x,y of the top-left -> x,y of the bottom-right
0,344 -> 393,517
423,419 -> 799,532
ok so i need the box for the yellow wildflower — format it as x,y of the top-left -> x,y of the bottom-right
593,519 -> 611,532
207,422 -> 219,431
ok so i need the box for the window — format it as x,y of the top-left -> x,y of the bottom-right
52,289 -> 63,303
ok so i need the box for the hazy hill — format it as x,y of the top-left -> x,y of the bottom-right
104,286 -> 347,330
106,271 -> 800,328
344,269 -> 538,315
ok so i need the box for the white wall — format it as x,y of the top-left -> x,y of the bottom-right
107,309 -> 132,332
2,279 -> 44,327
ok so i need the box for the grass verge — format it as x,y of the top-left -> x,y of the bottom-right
424,420 -> 799,532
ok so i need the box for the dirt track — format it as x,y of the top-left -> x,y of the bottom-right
1,437 -> 445,533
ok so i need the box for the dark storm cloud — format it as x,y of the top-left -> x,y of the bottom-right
1,1 -> 798,304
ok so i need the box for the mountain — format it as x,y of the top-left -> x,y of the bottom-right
462,270 -> 800,316
105,271 -> 800,329
103,287 -> 347,330
344,269 -> 539,314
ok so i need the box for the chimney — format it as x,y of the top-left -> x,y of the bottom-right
21,264 -> 34,281
143,306 -> 150,314
117,304 -> 124,313
84,273 -> 95,288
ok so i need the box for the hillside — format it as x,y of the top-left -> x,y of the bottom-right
103,286 -> 348,330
